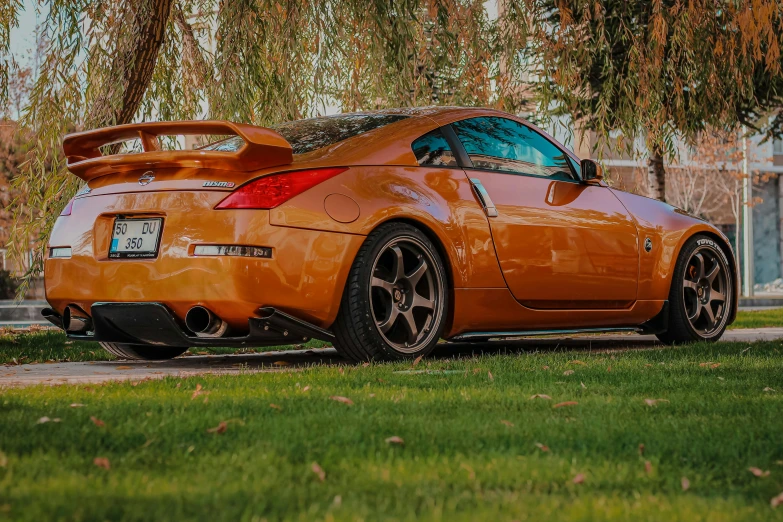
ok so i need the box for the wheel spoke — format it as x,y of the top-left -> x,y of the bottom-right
406,259 -> 428,287
400,309 -> 419,343
390,246 -> 405,283
371,276 -> 395,295
683,280 -> 699,292
412,293 -> 435,310
693,253 -> 706,280
377,307 -> 399,333
703,303 -> 717,329
710,291 -> 726,303
687,301 -> 702,321
705,261 -> 720,284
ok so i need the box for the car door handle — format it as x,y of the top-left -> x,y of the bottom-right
470,178 -> 498,217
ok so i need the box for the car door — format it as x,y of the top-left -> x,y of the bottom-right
448,116 -> 639,309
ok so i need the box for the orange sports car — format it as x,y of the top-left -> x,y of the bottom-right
43,107 -> 737,361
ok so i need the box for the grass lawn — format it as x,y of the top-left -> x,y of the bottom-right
730,308 -> 783,330
1,341 -> 782,521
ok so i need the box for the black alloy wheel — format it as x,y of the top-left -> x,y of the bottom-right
657,235 -> 733,344
332,222 -> 448,362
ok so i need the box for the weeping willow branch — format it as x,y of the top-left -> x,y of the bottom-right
0,0 -> 24,106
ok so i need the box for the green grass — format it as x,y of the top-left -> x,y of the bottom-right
1,341 -> 782,521
731,308 -> 783,330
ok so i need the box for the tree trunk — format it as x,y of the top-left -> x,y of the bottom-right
647,147 -> 666,201
88,0 -> 173,128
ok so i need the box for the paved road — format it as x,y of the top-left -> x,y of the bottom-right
2,328 -> 782,388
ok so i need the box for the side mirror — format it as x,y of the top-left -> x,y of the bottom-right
581,159 -> 603,182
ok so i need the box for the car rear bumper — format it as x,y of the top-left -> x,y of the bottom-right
44,191 -> 365,331
43,303 -> 335,347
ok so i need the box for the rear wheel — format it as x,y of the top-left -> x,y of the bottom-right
99,342 -> 188,361
333,223 -> 449,362
656,235 -> 733,344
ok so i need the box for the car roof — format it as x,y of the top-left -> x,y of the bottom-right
279,106 -> 579,170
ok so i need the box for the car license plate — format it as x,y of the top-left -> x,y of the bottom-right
109,218 -> 163,259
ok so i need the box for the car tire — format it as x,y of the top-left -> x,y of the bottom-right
99,342 -> 188,361
333,222 -> 449,362
656,235 -> 734,344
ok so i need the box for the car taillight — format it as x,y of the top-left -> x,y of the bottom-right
60,198 -> 74,216
215,167 -> 349,210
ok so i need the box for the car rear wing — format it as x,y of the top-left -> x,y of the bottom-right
63,120 -> 293,181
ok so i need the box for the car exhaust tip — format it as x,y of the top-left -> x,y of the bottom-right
62,305 -> 92,333
185,306 -> 228,338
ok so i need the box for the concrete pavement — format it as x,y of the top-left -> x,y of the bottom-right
1,328 -> 781,388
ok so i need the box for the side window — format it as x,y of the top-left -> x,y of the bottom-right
451,117 -> 576,181
568,156 -> 581,177
412,129 -> 458,167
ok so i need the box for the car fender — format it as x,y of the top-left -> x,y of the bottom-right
611,190 -> 738,323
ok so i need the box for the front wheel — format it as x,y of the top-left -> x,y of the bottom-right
656,235 -> 734,344
100,342 -> 188,361
332,223 -> 449,362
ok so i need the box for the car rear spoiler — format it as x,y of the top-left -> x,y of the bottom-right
63,120 -> 293,181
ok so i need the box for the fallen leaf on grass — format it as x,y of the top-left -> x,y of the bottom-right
37,417 -> 60,424
568,360 -> 587,366
273,361 -> 290,366
681,477 -> 690,491
488,371 -> 494,382
563,370 -> 575,376
70,403 -> 85,408
207,421 -> 227,434
749,467 -> 770,477
90,416 -> 105,428
191,384 -> 210,400
638,443 -> 645,456
772,492 -> 783,508
699,362 -> 721,368
535,442 -> 549,452
644,398 -> 669,406
330,396 -> 354,405
572,473 -> 585,484
0,452 -> 7,467
553,401 -> 578,409
312,462 -> 326,481
530,394 -> 552,400
93,457 -> 110,470
607,366 -> 611,372
500,420 -> 514,427
412,356 -> 423,367
114,366 -> 133,371
644,461 -> 652,474
269,403 -> 282,411
385,436 -> 404,445
580,382 -> 586,389
763,387 -> 776,393
302,385 -> 311,392
542,365 -> 550,370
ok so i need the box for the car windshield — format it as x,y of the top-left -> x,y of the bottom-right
201,114 -> 408,155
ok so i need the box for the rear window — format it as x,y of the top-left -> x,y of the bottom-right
411,129 -> 457,167
201,114 -> 408,155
